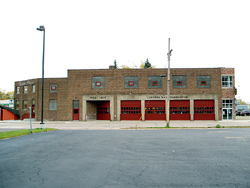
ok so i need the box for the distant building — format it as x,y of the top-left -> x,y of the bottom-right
14,67 -> 236,121
0,105 -> 19,121
236,105 -> 249,111
0,99 -> 14,108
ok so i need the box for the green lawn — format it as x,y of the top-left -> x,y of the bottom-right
0,128 -> 57,140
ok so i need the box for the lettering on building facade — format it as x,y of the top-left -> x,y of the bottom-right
147,95 -> 188,99
89,96 -> 108,100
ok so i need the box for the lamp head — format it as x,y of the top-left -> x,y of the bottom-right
36,25 -> 45,31
167,49 -> 173,56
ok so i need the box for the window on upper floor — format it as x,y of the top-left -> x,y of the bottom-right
16,87 -> 20,94
50,84 -> 58,93
32,85 -> 36,93
125,76 -> 138,89
197,76 -> 211,88
92,77 -> 105,89
173,76 -> 186,88
23,86 -> 28,94
177,81 -> 183,86
222,76 -> 233,88
148,76 -> 162,88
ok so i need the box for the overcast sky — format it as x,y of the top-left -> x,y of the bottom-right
1,0 -> 249,103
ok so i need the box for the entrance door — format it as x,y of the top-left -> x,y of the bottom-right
32,100 -> 35,118
222,99 -> 233,120
73,100 -> 80,120
32,105 -> 35,118
73,109 -> 79,120
223,109 -> 233,120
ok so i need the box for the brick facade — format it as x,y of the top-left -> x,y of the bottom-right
14,67 -> 236,121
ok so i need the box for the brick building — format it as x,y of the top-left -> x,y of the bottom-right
14,67 -> 236,121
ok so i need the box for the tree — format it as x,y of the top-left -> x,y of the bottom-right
119,59 -> 156,69
114,60 -> 118,69
0,91 -> 14,100
144,58 -> 152,69
120,65 -> 131,69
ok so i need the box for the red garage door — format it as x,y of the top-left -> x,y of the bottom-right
194,100 -> 215,120
145,100 -> 166,120
97,101 -> 110,120
170,100 -> 191,120
121,100 -> 141,120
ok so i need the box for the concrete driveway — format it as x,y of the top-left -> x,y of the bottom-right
1,116 -> 250,132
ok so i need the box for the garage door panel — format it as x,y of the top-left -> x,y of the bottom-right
145,100 -> 166,120
194,100 -> 215,120
170,100 -> 191,120
97,101 -> 110,120
170,114 -> 190,120
145,114 -> 166,120
121,100 -> 141,120
194,114 -> 215,120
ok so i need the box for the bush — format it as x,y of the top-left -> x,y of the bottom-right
216,124 -> 221,128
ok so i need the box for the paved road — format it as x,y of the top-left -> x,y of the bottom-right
1,129 -> 250,188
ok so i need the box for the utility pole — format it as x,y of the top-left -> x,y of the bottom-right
37,25 -> 45,128
166,38 -> 173,127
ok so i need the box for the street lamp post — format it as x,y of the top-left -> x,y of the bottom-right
37,25 -> 45,128
166,38 -> 173,127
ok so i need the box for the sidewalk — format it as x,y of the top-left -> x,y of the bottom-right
1,118 -> 250,131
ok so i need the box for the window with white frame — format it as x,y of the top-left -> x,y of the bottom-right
49,100 -> 57,110
222,99 -> 233,108
32,85 -> 36,93
24,86 -> 28,94
222,76 -> 233,88
16,87 -> 20,94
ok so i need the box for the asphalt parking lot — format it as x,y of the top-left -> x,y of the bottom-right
1,129 -> 250,188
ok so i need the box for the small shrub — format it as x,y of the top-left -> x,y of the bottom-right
216,124 -> 221,128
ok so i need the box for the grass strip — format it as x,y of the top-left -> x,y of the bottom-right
0,128 -> 58,140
